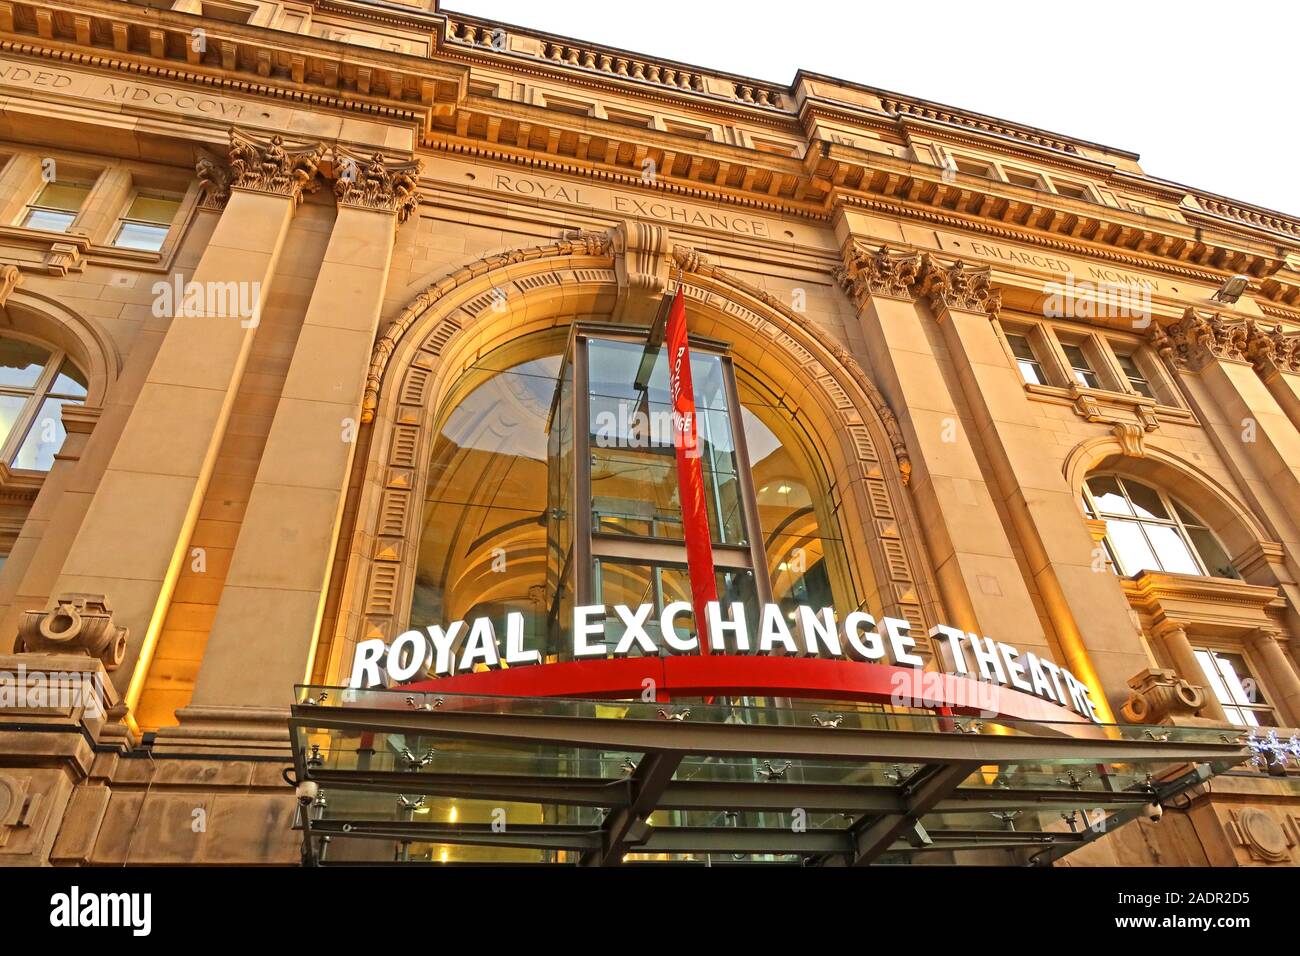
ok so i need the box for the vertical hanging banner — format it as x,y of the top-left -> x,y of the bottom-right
666,285 -> 719,654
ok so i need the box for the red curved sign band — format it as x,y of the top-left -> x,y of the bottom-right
403,654 -> 1091,724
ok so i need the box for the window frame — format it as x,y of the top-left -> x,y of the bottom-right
0,334 -> 87,473
1192,645 -> 1277,727
1082,474 -> 1237,580
111,191 -> 183,252
20,179 -> 93,234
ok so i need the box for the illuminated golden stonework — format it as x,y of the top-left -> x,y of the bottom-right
0,0 -> 1294,868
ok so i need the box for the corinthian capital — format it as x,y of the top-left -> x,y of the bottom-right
918,255 -> 1001,319
1149,308 -> 1249,371
834,243 -> 922,306
1244,320 -> 1300,377
228,128 -> 324,204
332,147 -> 424,224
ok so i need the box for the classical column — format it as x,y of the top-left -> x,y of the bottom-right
917,253 -> 1149,720
38,130 -> 323,719
835,242 -> 1057,670
1245,321 -> 1300,435
180,150 -> 421,722
1248,628 -> 1300,727
1154,310 -> 1300,623
1155,622 -> 1228,723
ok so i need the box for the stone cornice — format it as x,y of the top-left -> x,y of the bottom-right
6,0 -> 1300,303
1123,571 -> 1286,634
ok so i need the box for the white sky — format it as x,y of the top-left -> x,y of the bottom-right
455,0 -> 1300,218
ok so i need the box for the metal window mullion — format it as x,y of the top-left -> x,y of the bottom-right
0,347 -> 66,467
722,354 -> 774,608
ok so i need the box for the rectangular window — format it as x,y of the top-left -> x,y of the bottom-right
1060,342 -> 1101,389
953,157 -> 995,178
1005,332 -> 1047,385
1115,351 -> 1155,398
113,194 -> 182,252
22,181 -> 91,233
1193,649 -> 1277,727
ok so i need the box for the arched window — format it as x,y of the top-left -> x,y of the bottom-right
411,328 -> 855,659
1081,474 -> 1236,579
0,335 -> 87,472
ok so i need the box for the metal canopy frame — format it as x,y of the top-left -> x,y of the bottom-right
288,687 -> 1249,867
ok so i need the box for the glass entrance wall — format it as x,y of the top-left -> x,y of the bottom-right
411,322 -> 862,671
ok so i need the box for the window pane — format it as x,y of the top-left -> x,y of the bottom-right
1172,500 -> 1204,528
1214,654 -> 1260,708
1122,479 -> 1170,520
1144,524 -> 1200,575
22,208 -> 76,232
1116,353 -> 1155,398
13,396 -> 69,470
49,361 -> 88,399
33,182 -> 91,211
1006,334 -> 1045,385
0,338 -> 51,389
1104,519 -> 1157,575
0,393 -> 28,448
1194,650 -> 1234,706
1086,475 -> 1131,516
125,195 -> 180,224
114,221 -> 170,251
1187,527 -> 1236,579
1061,344 -> 1099,387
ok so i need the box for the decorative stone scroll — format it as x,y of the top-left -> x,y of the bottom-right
228,128 -> 324,205
332,146 -> 424,224
14,593 -> 128,670
917,254 -> 1001,319
833,243 -> 922,306
0,265 -> 21,310
1120,667 -> 1206,724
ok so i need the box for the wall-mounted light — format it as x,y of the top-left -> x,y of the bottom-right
1211,274 -> 1251,304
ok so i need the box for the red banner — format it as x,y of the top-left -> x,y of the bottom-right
666,286 -> 719,655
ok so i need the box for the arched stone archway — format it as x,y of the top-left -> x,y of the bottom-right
314,233 -> 941,683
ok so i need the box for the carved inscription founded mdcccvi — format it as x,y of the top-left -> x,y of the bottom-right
0,60 -> 252,119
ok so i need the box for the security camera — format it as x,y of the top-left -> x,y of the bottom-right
295,780 -> 320,803
1143,800 -> 1163,823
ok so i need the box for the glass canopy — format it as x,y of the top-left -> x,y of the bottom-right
288,685 -> 1253,866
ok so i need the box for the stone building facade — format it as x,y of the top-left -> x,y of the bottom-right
0,0 -> 1299,866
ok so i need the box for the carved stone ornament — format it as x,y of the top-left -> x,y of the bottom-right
918,254 -> 1002,319
1120,667 -> 1206,724
834,243 -> 922,305
1243,320 -> 1300,376
0,264 -> 22,309
1229,808 -> 1293,863
228,128 -> 324,205
332,147 -> 424,224
195,151 -> 232,210
1149,308 -> 1249,370
15,593 -> 129,670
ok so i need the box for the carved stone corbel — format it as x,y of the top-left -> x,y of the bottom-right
917,254 -> 1001,319
14,593 -> 128,670
228,128 -> 324,205
1111,421 -> 1148,458
331,146 -> 424,224
610,220 -> 672,326
0,265 -> 22,312
1121,667 -> 1206,724
833,243 -> 922,307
